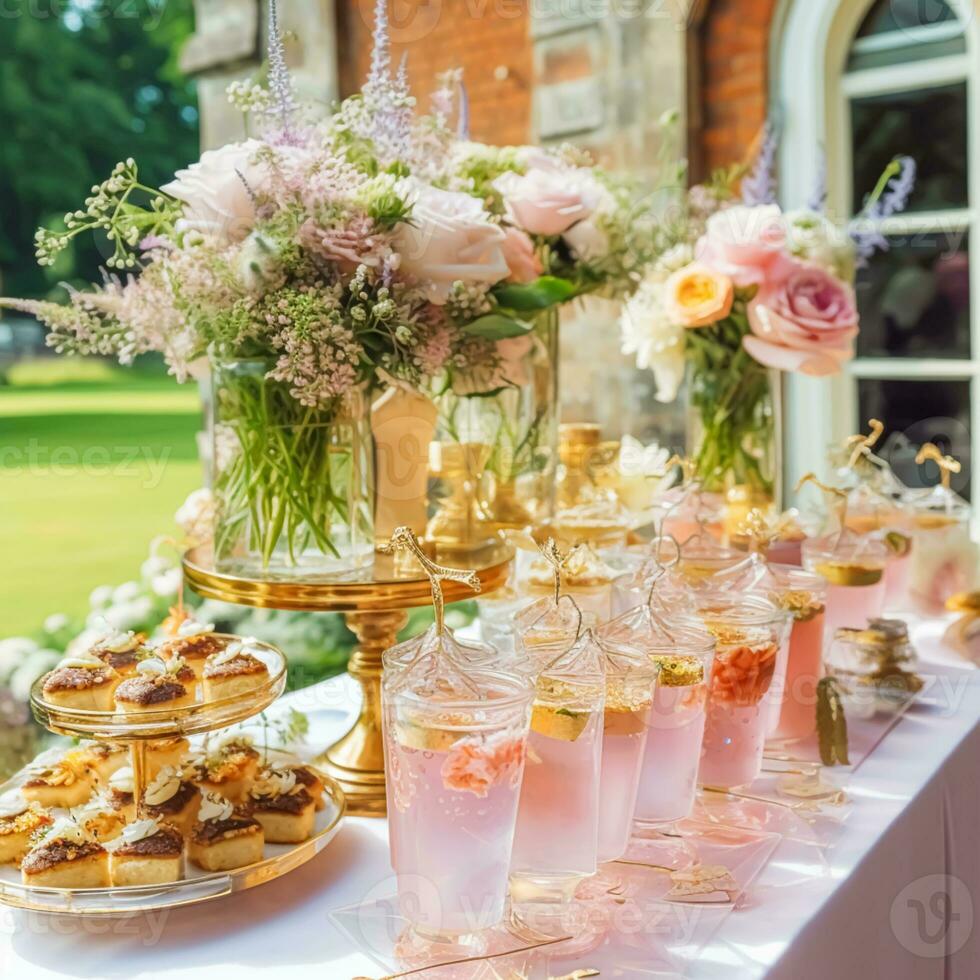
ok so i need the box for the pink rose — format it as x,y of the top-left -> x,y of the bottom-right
494,168 -> 604,237
745,261 -> 859,376
500,228 -> 543,283
696,204 -> 794,287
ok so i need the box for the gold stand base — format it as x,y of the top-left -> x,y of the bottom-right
313,609 -> 407,818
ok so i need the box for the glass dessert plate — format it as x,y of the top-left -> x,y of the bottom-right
0,762 -> 345,915
30,635 -> 288,739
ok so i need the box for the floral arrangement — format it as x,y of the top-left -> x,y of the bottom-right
3,0 -> 652,574
622,127 -> 915,498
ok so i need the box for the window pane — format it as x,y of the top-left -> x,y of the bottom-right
858,378 -> 971,499
851,84 -> 967,214
856,0 -> 958,39
855,230 -> 970,358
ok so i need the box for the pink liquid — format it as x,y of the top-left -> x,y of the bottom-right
884,552 -> 912,610
596,711 -> 650,862
770,611 -> 825,742
634,686 -> 707,825
511,710 -> 602,881
823,578 -> 886,638
763,629 -> 792,736
700,702 -> 768,789
766,538 -> 803,566
386,735 -> 526,936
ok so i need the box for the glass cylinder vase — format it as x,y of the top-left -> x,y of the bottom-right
210,356 -> 374,580
430,307 -> 560,542
687,357 -> 781,508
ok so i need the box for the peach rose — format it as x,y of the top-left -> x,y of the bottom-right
745,260 -> 859,376
500,227 -> 543,283
664,263 -> 735,328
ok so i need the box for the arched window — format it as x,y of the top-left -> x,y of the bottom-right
776,0 -> 975,503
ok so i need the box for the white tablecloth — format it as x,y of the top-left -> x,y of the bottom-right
2,617 -> 978,980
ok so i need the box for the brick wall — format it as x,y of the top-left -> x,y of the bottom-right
337,0 -> 533,148
693,0 -> 778,178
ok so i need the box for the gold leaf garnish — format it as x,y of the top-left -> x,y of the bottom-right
816,677 -> 850,766
650,654 -> 704,687
665,863 -> 738,903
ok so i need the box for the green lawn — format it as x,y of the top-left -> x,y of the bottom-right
1,360 -> 202,637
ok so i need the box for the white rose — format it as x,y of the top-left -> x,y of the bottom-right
620,279 -> 687,404
392,177 -> 509,305
161,139 -> 265,244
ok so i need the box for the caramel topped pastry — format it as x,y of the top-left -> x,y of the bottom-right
188,793 -> 264,871
20,818 -> 110,888
70,793 -> 126,843
202,639 -> 270,702
21,755 -> 94,809
106,819 -> 184,886
114,656 -> 196,713
290,765 -> 326,812
89,628 -> 147,677
157,620 -> 226,680
77,741 -> 129,784
248,768 -> 316,843
144,766 -> 200,836
188,736 -> 260,803
41,654 -> 121,712
0,796 -> 52,865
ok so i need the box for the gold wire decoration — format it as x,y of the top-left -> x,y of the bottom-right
665,453 -> 697,486
845,418 -> 885,469
379,526 -> 482,633
915,442 -> 962,492
736,507 -> 776,554
538,537 -> 570,605
796,472 -> 849,530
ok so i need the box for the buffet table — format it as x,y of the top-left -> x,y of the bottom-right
1,616 -> 978,980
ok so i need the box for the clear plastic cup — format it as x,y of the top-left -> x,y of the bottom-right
803,532 -> 889,637
697,595 -> 784,789
382,652 -> 532,955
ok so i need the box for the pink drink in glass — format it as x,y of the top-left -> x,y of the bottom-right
698,597 -> 782,789
883,544 -> 912,610
803,534 -> 889,638
595,641 -> 657,863
636,681 -> 708,823
383,669 -> 532,946
771,604 -> 826,742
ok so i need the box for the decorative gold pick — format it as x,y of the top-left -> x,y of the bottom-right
845,418 -> 884,469
915,442 -> 961,491
379,527 -> 481,633
539,537 -> 569,606
736,507 -> 775,553
664,453 -> 696,485
796,472 -> 848,529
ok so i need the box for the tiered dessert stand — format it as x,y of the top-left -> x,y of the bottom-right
0,637 -> 345,914
181,541 -> 513,817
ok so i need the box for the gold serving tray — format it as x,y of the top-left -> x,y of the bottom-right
0,769 -> 345,915
29,635 -> 287,740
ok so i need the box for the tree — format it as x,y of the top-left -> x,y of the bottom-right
0,0 -> 199,299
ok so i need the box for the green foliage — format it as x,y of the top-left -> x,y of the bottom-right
461,312 -> 534,340
492,276 -> 578,312
0,1 -> 199,299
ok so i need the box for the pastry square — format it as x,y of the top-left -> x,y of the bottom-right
157,629 -> 228,681
249,790 -> 316,844
21,760 -> 93,810
146,737 -> 190,779
109,824 -> 184,886
71,793 -> 126,843
202,650 -> 269,702
41,660 -> 121,712
21,828 -> 110,888
193,740 -> 260,803
77,742 -> 129,785
189,794 -> 264,872
106,767 -> 137,823
0,799 -> 52,865
144,770 -> 201,837
114,674 -> 195,714
291,765 -> 326,812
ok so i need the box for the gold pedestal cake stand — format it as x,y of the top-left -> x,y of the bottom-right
182,542 -> 513,818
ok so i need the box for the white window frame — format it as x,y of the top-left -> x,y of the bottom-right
771,0 -> 980,512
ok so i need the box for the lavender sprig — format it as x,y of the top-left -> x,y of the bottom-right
364,0 -> 391,101
849,156 -> 917,265
266,0 -> 298,130
741,121 -> 778,207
